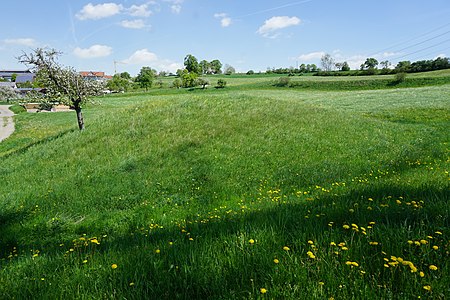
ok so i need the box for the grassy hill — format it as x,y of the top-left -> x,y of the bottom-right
0,73 -> 449,299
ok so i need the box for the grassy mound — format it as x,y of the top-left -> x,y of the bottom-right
0,81 -> 449,298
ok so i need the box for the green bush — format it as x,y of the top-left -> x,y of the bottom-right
216,79 -> 227,88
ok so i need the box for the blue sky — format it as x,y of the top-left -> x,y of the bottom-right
1,0 -> 450,76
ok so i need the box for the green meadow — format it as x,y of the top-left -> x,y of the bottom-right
0,71 -> 449,299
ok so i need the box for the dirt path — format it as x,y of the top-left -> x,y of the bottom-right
0,105 -> 15,142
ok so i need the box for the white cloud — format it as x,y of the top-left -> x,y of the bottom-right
164,0 -> 184,14
3,38 -> 37,47
297,51 -> 325,61
76,3 -> 123,20
73,45 -> 113,58
124,49 -> 182,72
214,13 -> 232,27
257,16 -> 301,38
120,19 -> 148,29
128,4 -> 153,17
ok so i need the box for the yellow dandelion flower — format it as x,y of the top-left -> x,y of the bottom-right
273,258 -> 279,264
111,264 -> 118,269
369,242 -> 379,245
429,265 -> 438,271
249,239 -> 255,244
420,239 -> 428,245
283,246 -> 290,251
345,261 -> 353,266
435,231 -> 442,235
407,240 -> 413,245
90,239 -> 100,245
307,251 -> 316,259
155,249 -> 161,254
343,225 -> 350,229
414,241 -> 421,246
341,247 -> 348,251
319,282 -> 325,286
423,285 -> 431,291
369,221 -> 376,225
384,264 -> 389,268
189,237 -> 194,241
82,260 -> 88,264
330,242 -> 336,246
260,288 -> 267,294
419,271 -> 425,277
129,282 -> 135,286
432,245 -> 438,250
308,240 -> 314,245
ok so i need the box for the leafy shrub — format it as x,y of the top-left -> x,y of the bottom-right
274,77 -> 291,87
0,86 -> 17,102
394,72 -> 407,84
216,79 -> 227,88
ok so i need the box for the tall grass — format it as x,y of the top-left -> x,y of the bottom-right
0,77 -> 448,299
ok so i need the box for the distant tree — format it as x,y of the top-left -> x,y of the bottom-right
334,62 -> 343,71
210,59 -> 222,74
18,48 -> 101,130
11,73 -> 17,82
224,64 -> 236,75
135,67 -> 156,91
184,54 -> 201,74
341,61 -> 350,71
119,72 -> 131,80
321,53 -> 335,71
197,78 -> 209,89
0,86 -> 17,102
247,70 -> 255,75
395,61 -> 412,73
172,78 -> 182,89
176,69 -> 184,77
158,71 -> 167,77
180,69 -> 198,88
200,60 -> 211,74
380,60 -> 391,70
299,64 -> 307,73
216,79 -> 227,88
309,64 -> 318,72
362,58 -> 379,70
107,74 -> 131,92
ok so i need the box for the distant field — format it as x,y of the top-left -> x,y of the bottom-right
0,71 -> 449,299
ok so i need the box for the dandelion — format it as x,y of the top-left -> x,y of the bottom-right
249,239 -> 255,245
341,247 -> 348,251
319,282 -> 325,286
189,237 -> 194,241
369,242 -> 379,245
111,264 -> 118,269
330,242 -> 336,246
129,282 -> 135,286
155,249 -> 161,254
435,231 -> 442,235
283,246 -> 290,251
423,285 -> 431,291
273,258 -> 279,264
307,251 -> 316,259
82,260 -> 88,264
420,239 -> 428,245
308,240 -> 314,245
407,240 -> 413,245
419,271 -> 425,277
260,288 -> 267,294
90,239 -> 100,245
343,225 -> 350,229
429,265 -> 438,271
432,245 -> 438,250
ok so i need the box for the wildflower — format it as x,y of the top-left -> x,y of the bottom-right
341,247 -> 349,251
414,241 -> 421,246
283,246 -> 290,251
82,260 -> 88,264
90,239 -> 100,245
419,271 -> 425,277
249,239 -> 255,245
307,251 -> 316,259
343,225 -> 350,229
429,265 -> 438,271
189,237 -> 194,241
308,240 -> 314,245
330,242 -> 336,246
423,285 -> 431,291
432,245 -> 438,250
129,282 -> 135,286
420,239 -> 428,245
369,221 -> 376,225
369,242 -> 379,246
111,264 -> 118,269
319,282 -> 325,286
155,249 -> 160,254
384,264 -> 389,268
260,288 -> 267,294
435,231 -> 442,235
407,240 -> 413,245
273,258 -> 279,264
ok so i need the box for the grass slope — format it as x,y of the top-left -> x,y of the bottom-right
0,77 -> 449,299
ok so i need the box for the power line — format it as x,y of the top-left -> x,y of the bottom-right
392,37 -> 450,61
394,30 -> 450,53
369,22 -> 450,57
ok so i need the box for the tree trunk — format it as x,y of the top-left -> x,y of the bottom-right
75,106 -> 85,130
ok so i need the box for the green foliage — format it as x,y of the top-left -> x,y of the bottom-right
135,67 -> 156,91
274,76 -> 291,87
216,78 -> 227,88
341,62 -> 350,71
197,78 -> 209,89
184,54 -> 201,74
394,72 -> 407,84
181,70 -> 198,88
106,74 -> 131,92
0,86 -> 17,102
172,78 -> 182,89
210,59 -> 223,74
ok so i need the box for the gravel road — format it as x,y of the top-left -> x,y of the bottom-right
0,105 -> 15,142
